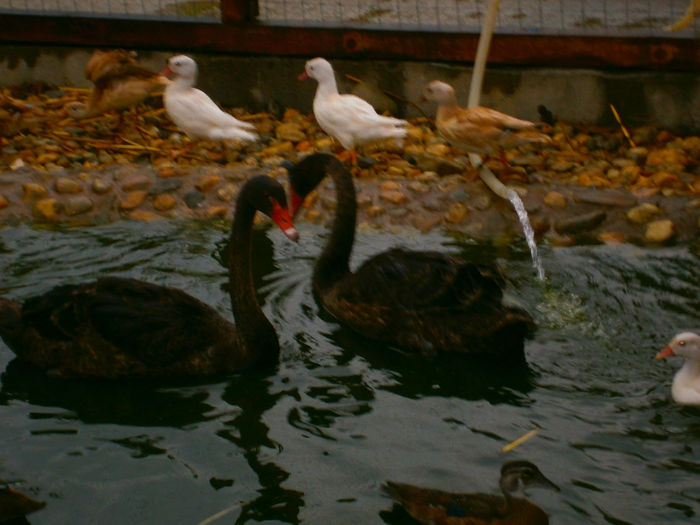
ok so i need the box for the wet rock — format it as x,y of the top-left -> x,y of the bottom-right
121,174 -> 151,192
64,196 -> 94,216
128,210 -> 161,221
10,158 -> 25,170
119,190 -> 147,210
549,160 -> 574,172
379,190 -> 407,204
195,175 -> 222,193
216,183 -> 238,202
626,203 -> 662,224
206,206 -> 228,218
92,179 -> 113,194
149,178 -> 183,196
366,205 -> 385,217
33,198 -> 60,220
379,180 -> 403,191
625,146 -> 648,164
422,198 -> 443,212
411,153 -> 465,176
554,210 -> 606,234
444,202 -> 468,224
153,194 -> 177,211
22,183 -> 48,201
473,194 -> 492,210
407,181 -> 429,193
544,191 -> 567,208
275,122 -> 306,142
0,194 -> 8,209
598,232 -> 626,244
55,177 -> 83,194
184,190 -> 205,209
574,189 -> 636,207
645,219 -> 675,243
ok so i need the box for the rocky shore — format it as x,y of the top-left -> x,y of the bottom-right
1,86 -> 698,245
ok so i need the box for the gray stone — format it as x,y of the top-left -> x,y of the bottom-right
149,178 -> 183,196
64,196 -> 94,216
184,190 -> 205,209
574,189 -> 636,207
554,210 -> 607,234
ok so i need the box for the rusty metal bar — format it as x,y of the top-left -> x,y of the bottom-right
0,14 -> 696,71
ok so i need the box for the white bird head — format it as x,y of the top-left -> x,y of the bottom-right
163,55 -> 198,82
302,57 -> 334,83
656,332 -> 700,360
421,80 -> 457,105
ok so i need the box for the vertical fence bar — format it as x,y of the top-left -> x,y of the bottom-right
221,0 -> 259,22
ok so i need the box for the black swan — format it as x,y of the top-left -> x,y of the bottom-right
0,175 -> 298,378
286,153 -> 535,360
383,460 -> 559,525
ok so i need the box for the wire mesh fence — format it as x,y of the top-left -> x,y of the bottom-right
0,0 -> 697,36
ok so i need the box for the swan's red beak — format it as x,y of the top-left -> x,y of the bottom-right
289,189 -> 304,219
298,71 -> 309,81
270,199 -> 299,242
656,345 -> 675,360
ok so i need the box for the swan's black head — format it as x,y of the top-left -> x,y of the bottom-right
286,153 -> 344,217
500,460 -> 559,494
240,175 -> 299,241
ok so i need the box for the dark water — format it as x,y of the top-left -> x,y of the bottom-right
0,221 -> 698,525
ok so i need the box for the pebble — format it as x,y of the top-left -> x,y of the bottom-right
422,198 -> 443,212
121,175 -> 151,192
119,191 -> 147,210
0,195 -> 8,209
626,203 -> 662,224
149,179 -> 183,195
64,196 -> 94,216
128,210 -> 161,221
33,198 -> 59,220
379,190 -> 407,204
55,177 -> 83,194
206,206 -> 228,218
366,205 -> 385,217
275,122 -> 306,142
379,181 -> 402,191
184,190 -> 205,209
544,191 -> 567,208
554,210 -> 606,234
407,181 -> 429,193
444,202 -> 468,224
22,183 -> 48,201
195,175 -> 222,193
153,194 -> 177,211
625,146 -> 648,164
92,179 -> 113,194
574,189 -> 636,207
216,183 -> 238,202
645,219 -> 675,242
549,160 -> 574,172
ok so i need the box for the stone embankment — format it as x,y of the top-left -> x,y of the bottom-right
0,87 -> 698,245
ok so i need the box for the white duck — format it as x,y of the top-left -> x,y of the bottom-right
656,332 -> 700,405
300,57 -> 407,164
161,55 -> 258,143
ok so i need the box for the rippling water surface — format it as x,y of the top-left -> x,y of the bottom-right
0,221 -> 698,524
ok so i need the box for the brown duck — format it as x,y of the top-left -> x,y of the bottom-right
0,175 -> 298,378
421,80 -> 550,162
383,460 -> 559,525
64,49 -> 169,119
286,153 -> 534,361
0,479 -> 45,523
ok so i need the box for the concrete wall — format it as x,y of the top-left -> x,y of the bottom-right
1,44 -> 698,132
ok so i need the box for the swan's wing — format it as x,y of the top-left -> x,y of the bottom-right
21,277 -> 227,366
341,248 -> 505,310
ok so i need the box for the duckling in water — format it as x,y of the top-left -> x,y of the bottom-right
383,460 -> 559,525
0,479 -> 45,523
64,49 -> 169,119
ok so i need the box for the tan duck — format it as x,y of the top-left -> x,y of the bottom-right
383,460 -> 559,525
421,80 -> 550,162
64,49 -> 169,119
0,479 -> 45,523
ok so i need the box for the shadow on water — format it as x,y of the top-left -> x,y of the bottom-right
218,369 -> 304,524
0,359 -> 220,428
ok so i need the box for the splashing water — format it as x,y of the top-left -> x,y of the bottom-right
507,188 -> 545,281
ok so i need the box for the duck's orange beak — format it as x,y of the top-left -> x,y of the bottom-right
298,71 -> 309,81
160,66 -> 173,77
656,345 -> 675,360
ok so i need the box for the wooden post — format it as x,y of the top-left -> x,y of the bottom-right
220,0 -> 259,22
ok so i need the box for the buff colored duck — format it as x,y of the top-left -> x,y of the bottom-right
656,332 -> 700,405
64,49 -> 169,119
300,57 -> 407,164
421,80 -> 550,161
161,55 -> 258,143
383,460 -> 559,525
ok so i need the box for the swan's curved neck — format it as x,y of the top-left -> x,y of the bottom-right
314,162 -> 356,293
496,477 -> 516,517
229,202 -> 279,364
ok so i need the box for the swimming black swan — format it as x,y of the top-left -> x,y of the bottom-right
383,460 -> 559,525
286,153 -> 534,360
0,175 -> 299,378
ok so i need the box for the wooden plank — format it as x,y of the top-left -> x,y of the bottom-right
0,15 -> 696,71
